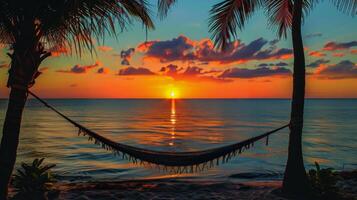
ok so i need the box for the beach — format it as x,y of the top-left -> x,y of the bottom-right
9,170 -> 357,200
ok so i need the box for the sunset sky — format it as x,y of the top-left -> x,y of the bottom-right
0,0 -> 356,98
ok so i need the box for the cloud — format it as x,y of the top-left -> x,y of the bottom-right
307,59 -> 330,68
137,35 -> 292,64
219,67 -> 291,79
309,50 -> 326,57
332,53 -> 345,57
97,67 -> 110,74
315,60 -> 357,79
160,64 -> 183,76
159,64 -> 227,82
323,41 -> 357,51
50,46 -> 69,57
137,35 -> 196,63
305,33 -> 323,39
39,67 -> 49,72
57,61 -> 100,74
120,48 -> 135,65
118,67 -> 155,76
0,62 -> 8,68
258,62 -> 288,67
98,46 -> 113,52
269,39 -> 280,46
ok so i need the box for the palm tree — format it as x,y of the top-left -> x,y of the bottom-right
209,0 -> 356,196
0,0 -> 154,198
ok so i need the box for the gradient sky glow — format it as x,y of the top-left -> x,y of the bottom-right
0,0 -> 357,98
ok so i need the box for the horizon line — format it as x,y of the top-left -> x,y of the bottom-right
1,97 -> 357,100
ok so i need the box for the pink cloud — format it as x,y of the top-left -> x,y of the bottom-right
57,61 -> 101,74
98,46 -> 113,52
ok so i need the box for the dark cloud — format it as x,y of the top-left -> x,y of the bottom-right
258,62 -> 288,67
316,60 -> 357,79
120,48 -> 135,65
97,67 -> 109,74
56,62 -> 100,74
159,64 -> 227,83
305,33 -> 323,39
138,35 -> 195,63
118,67 -> 155,76
276,62 -> 289,67
323,41 -> 357,51
307,59 -> 330,68
182,66 -> 203,76
160,64 -> 183,76
138,35 -> 292,64
219,67 -> 291,79
269,39 -> 279,46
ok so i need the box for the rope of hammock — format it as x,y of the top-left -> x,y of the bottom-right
28,90 -> 289,173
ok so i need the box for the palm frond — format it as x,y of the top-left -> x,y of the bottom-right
157,0 -> 177,19
0,0 -> 155,55
209,0 -> 262,50
265,0 -> 318,38
265,0 -> 293,38
332,0 -> 357,16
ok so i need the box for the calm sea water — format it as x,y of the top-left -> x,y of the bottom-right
0,99 -> 356,182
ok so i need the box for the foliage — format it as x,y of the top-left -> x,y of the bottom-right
209,0 -> 357,50
0,0 -> 154,55
13,158 -> 56,193
307,162 -> 341,198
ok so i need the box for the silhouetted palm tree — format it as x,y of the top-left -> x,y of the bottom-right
0,0 -> 154,198
209,0 -> 356,196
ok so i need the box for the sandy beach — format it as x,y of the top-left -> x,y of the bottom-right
8,170 -> 357,200
11,180 -> 286,200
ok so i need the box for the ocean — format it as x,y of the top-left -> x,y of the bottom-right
0,99 -> 356,182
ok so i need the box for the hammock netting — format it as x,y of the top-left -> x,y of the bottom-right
28,91 -> 289,173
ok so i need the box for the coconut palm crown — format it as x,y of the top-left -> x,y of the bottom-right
0,0 -> 156,198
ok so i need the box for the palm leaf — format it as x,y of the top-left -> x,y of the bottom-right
332,0 -> 357,15
209,0 -> 262,50
265,0 -> 317,38
0,0 -> 155,55
158,0 -> 177,19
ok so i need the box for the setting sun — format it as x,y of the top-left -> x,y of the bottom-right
167,86 -> 179,99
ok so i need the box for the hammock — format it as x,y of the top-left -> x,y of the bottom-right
28,91 -> 289,172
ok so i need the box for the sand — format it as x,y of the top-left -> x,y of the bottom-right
9,170 -> 357,200
50,180 -> 287,200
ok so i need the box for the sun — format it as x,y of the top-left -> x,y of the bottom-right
167,87 -> 179,99
170,91 -> 176,98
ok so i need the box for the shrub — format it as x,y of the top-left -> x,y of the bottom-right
307,162 -> 341,198
13,158 -> 56,193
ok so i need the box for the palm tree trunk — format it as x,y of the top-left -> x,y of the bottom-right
282,0 -> 310,195
0,87 -> 28,199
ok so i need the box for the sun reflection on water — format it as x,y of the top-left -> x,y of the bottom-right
169,99 -> 176,146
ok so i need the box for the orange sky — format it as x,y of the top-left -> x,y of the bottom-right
1,1 -> 357,99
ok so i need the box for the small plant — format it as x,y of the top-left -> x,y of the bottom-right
13,158 -> 56,193
307,162 -> 341,198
